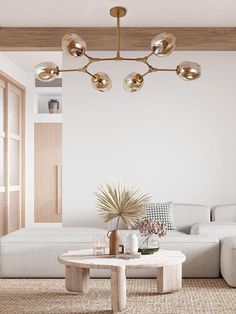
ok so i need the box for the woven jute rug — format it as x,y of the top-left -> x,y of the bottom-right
0,278 -> 235,314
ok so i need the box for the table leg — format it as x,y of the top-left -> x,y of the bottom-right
157,263 -> 182,294
111,266 -> 126,313
65,265 -> 90,293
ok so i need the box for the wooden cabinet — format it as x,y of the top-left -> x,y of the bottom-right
34,123 -> 62,222
0,75 -> 25,236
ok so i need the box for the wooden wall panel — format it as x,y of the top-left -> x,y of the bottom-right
35,123 -> 62,223
0,193 -> 6,237
8,191 -> 20,233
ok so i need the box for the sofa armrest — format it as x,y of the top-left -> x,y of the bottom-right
190,222 -> 236,240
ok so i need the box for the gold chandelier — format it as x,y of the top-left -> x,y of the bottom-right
35,6 -> 201,92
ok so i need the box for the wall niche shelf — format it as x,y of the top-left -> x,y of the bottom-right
34,113 -> 62,123
35,87 -> 62,115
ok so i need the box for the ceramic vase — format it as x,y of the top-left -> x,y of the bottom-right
107,230 -> 120,255
125,233 -> 138,254
48,99 -> 59,114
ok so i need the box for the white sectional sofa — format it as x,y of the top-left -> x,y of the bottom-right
191,204 -> 236,287
0,203 -> 222,278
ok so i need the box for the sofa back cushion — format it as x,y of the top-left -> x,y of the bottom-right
173,203 -> 210,233
211,204 -> 236,222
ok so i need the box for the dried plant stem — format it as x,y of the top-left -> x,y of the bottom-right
116,216 -> 120,230
140,235 -> 151,248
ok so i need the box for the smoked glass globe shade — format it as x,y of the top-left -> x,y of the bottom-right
151,32 -> 176,56
91,72 -> 112,92
176,61 -> 201,80
123,73 -> 144,92
34,62 -> 59,81
61,33 -> 87,57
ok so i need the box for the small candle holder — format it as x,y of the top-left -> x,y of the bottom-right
93,234 -> 106,256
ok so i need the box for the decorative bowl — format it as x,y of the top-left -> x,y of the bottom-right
138,247 -> 159,255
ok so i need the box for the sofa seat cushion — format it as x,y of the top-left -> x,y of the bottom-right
221,237 -> 236,287
190,222 -> 236,240
0,227 -> 107,243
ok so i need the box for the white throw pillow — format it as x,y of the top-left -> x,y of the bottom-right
145,202 -> 175,230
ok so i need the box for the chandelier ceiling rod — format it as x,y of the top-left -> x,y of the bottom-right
114,7 -> 122,58
35,6 -> 201,92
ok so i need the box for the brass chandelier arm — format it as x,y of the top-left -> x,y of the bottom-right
145,52 -> 155,59
142,66 -> 177,77
58,64 -> 176,78
85,56 -> 152,62
85,70 -> 95,77
84,54 -> 154,63
59,66 -> 95,78
156,68 -> 177,72
59,68 -> 86,72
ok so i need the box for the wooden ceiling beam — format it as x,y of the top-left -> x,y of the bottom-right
0,27 -> 236,51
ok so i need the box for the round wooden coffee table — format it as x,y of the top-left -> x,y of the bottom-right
58,249 -> 186,313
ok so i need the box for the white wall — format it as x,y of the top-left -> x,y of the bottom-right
0,53 -> 26,86
64,51 -> 236,227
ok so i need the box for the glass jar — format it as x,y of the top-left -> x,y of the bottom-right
139,234 -> 159,250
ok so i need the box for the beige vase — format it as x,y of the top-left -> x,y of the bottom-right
107,230 -> 120,255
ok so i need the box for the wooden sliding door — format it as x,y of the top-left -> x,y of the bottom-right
0,74 -> 25,236
34,123 -> 62,222
8,83 -> 23,232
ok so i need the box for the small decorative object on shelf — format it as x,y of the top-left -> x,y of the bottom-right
95,183 -> 151,255
48,99 -> 59,114
138,218 -> 167,254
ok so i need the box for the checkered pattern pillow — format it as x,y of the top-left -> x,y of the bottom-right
144,202 -> 175,230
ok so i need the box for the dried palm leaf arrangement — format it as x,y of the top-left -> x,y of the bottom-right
95,183 -> 151,229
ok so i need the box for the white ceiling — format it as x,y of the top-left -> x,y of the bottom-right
2,52 -> 62,72
0,0 -> 236,27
